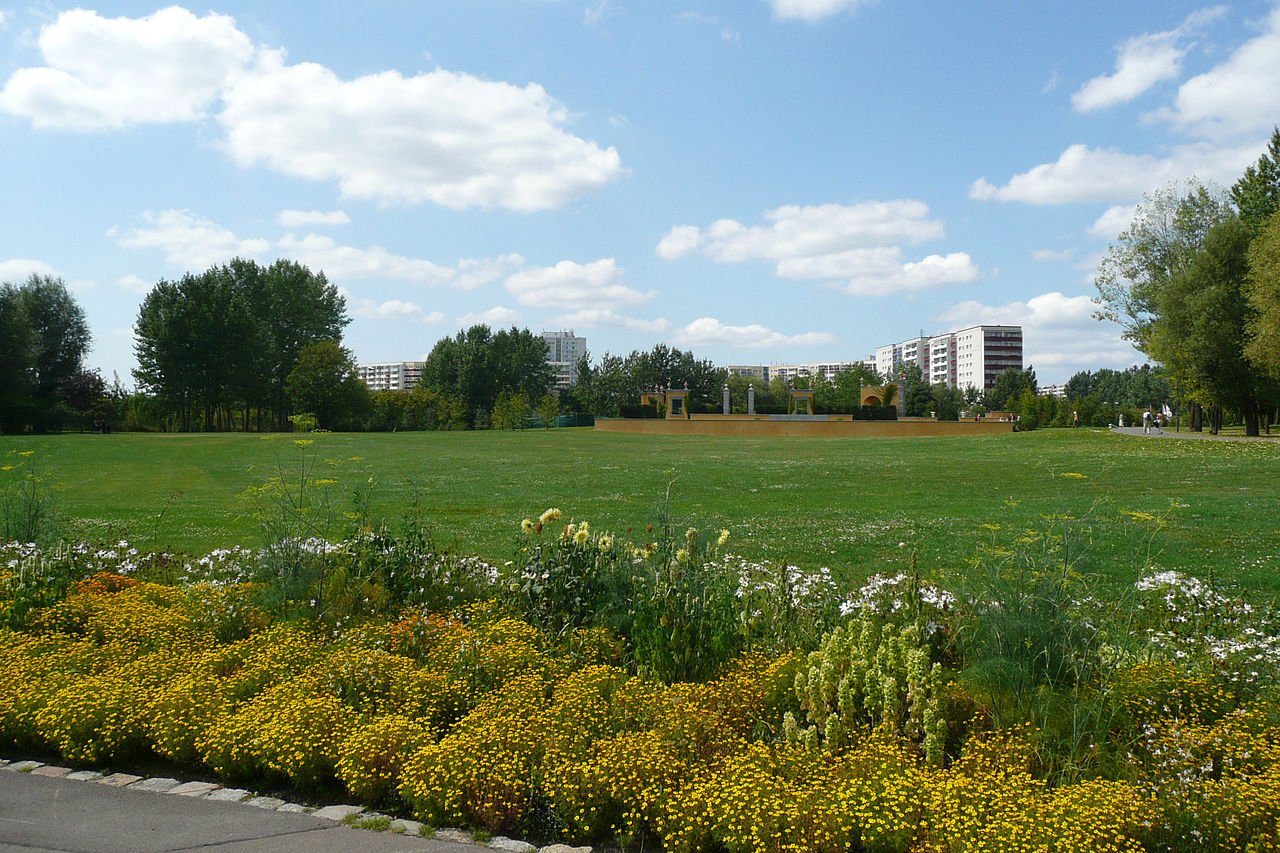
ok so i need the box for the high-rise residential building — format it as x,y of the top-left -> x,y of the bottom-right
953,325 -> 1023,390
875,336 -> 930,380
356,361 -> 424,391
543,329 -> 587,390
878,325 -> 1022,391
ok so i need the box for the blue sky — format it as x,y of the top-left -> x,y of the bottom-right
2,0 -> 1279,385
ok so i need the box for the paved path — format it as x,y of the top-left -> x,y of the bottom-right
0,770 -> 481,853
1108,426 -> 1279,441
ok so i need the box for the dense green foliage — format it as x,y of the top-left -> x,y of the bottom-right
1094,133 -> 1280,435
133,258 -> 348,431
0,275 -> 92,433
421,325 -> 555,428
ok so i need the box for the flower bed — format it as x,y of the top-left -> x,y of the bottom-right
2,525 -> 1279,851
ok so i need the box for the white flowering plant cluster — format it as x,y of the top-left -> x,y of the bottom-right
730,556 -> 840,653
1134,569 -> 1280,692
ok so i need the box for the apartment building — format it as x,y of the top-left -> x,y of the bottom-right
769,360 -> 874,383
726,364 -> 770,383
543,329 -> 587,390
875,336 -> 930,380
356,361 -> 424,391
879,325 -> 1022,392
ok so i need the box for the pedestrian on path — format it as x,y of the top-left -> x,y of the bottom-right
1142,409 -> 1153,434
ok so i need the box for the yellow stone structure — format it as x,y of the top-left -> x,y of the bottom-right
788,388 -> 815,415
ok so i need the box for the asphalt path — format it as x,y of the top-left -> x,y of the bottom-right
0,771 -> 478,853
1108,425 -> 1279,441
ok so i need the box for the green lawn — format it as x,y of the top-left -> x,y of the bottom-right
5,427 -> 1280,597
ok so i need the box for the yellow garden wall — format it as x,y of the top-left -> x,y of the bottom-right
594,416 -> 1013,438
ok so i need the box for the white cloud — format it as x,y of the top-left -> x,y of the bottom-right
0,11 -> 8,29
768,0 -> 871,23
116,274 -> 152,294
457,305 -> 522,327
422,311 -> 446,324
1031,249 -> 1074,263
219,53 -> 623,210
110,210 -> 270,269
655,225 -> 705,260
277,209 -> 350,228
970,141 -> 1262,205
660,201 -> 944,262
504,258 -> 654,310
660,200 -> 975,296
1154,5 -> 1280,140
346,294 -> 425,320
0,9 -> 622,211
278,233 -> 454,286
453,255 -> 525,291
0,258 -> 57,282
779,247 -> 979,295
0,7 -> 253,130
1088,205 -> 1139,239
551,308 -> 671,332
671,317 -> 837,348
116,208 -> 522,287
1071,6 -> 1225,112
936,291 -> 1138,375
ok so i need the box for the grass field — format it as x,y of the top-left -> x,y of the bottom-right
4,427 -> 1280,597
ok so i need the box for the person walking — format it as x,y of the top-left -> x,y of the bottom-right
1142,409 -> 1152,434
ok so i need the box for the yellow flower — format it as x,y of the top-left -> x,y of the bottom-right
18,450 -> 35,457
540,508 -> 562,524
717,529 -> 730,547
1061,471 -> 1087,479
294,439 -> 314,448
521,518 -> 534,534
574,529 -> 589,546
598,535 -> 613,550
676,548 -> 689,563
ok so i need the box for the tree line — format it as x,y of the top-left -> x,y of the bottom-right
9,253 -> 1201,436
1095,129 -> 1280,435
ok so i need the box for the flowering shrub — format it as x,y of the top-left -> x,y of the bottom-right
400,671 -> 551,833
338,714 -> 431,804
922,730 -> 1152,853
198,675 -> 357,788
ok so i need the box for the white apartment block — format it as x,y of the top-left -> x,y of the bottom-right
769,361 -> 872,383
543,329 -> 587,390
356,361 -> 424,392
875,336 -> 930,380
879,325 -> 1022,392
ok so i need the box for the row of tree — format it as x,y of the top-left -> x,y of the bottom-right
133,259 -> 348,431
1095,129 -> 1280,435
0,275 -> 94,433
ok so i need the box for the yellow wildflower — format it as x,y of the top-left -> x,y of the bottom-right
540,508 -> 562,524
